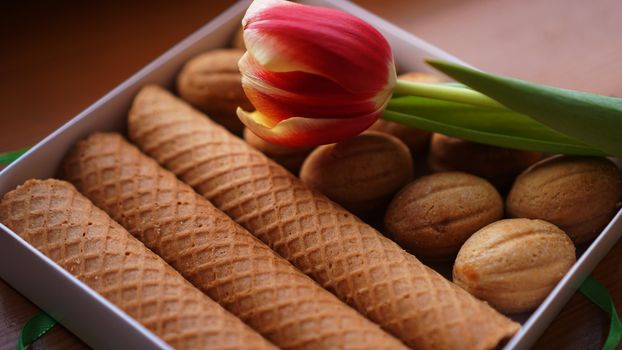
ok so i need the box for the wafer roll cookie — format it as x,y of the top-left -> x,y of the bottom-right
0,179 -> 274,350
62,133 -> 407,350
128,86 -> 521,350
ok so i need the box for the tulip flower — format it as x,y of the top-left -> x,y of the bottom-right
237,0 -> 622,156
237,0 -> 396,147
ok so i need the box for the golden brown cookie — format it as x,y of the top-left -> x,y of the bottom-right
385,171 -> 503,259
177,49 -> 252,134
507,155 -> 622,243
300,131 -> 413,218
454,218 -> 576,314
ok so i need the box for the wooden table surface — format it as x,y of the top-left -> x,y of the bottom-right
1,0 -> 621,349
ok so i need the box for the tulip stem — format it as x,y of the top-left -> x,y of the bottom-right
393,80 -> 507,109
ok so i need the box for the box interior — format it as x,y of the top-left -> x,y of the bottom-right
1,1 -> 621,349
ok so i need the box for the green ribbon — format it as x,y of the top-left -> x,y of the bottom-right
0,148 -> 28,164
16,312 -> 57,350
579,277 -> 622,350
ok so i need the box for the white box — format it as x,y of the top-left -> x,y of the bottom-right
1,1 -> 620,349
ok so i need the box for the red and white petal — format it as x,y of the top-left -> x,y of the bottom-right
240,52 -> 391,123
242,0 -> 289,27
242,0 -> 395,95
239,52 -> 374,101
237,108 -> 381,147
242,82 -> 380,123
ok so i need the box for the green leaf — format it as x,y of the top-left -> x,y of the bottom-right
383,96 -> 605,155
427,59 -> 622,157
